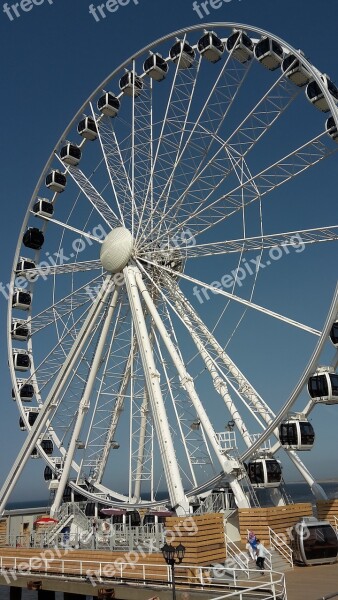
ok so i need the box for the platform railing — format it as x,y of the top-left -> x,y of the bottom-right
333,516 -> 338,533
224,533 -> 249,577
0,554 -> 287,599
268,526 -> 293,568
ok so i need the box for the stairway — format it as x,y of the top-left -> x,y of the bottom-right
269,548 -> 293,572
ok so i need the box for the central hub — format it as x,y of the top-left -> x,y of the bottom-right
100,227 -> 134,273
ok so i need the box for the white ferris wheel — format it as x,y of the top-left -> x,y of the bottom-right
3,23 -> 338,517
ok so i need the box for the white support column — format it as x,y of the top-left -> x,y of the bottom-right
134,268 -> 250,509
133,389 -> 149,503
50,286 -> 120,517
0,276 -> 114,515
124,266 -> 189,514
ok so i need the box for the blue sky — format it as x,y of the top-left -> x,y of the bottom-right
0,0 -> 337,503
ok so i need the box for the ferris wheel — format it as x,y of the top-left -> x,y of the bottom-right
3,23 -> 338,517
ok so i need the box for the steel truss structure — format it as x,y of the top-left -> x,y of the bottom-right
2,23 -> 338,516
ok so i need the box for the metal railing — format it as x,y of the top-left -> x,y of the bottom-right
333,516 -> 338,533
268,527 -> 293,568
246,529 -> 272,571
224,533 -> 249,577
0,554 -> 287,599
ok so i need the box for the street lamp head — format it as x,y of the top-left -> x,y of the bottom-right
161,542 -> 176,564
175,543 -> 186,563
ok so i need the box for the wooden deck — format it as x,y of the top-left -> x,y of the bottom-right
285,563 -> 338,600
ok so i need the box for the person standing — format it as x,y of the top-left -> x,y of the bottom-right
246,530 -> 258,560
255,539 -> 267,573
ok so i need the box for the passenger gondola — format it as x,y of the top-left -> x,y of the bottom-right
306,75 -> 338,112
308,368 -> 338,404
226,30 -> 254,63
45,170 -> 67,193
12,289 -> 32,311
291,517 -> 338,565
119,71 -> 143,97
22,228 -> 44,251
254,36 -> 284,70
197,31 -> 225,63
12,380 -> 34,401
32,199 -> 54,218
19,409 -> 39,431
97,92 -> 120,117
63,486 -> 72,502
40,439 -> 53,455
13,351 -> 31,372
11,320 -> 30,341
330,320 -> 338,346
44,466 -> 53,481
246,458 -> 282,488
281,53 -> 311,87
77,116 -> 98,141
170,40 -> 195,69
279,417 -> 315,451
326,116 -> 338,143
16,258 -> 36,276
60,143 -> 82,166
31,447 -> 39,459
143,54 -> 168,81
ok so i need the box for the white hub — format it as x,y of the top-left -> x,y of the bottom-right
100,227 -> 134,273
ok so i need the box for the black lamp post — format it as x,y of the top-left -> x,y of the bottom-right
161,542 -> 186,600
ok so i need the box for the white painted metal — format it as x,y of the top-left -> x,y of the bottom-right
50,286 -> 119,516
134,267 -> 250,508
124,266 -> 189,514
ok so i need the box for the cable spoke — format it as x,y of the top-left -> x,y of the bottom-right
56,157 -> 120,229
140,257 -> 321,335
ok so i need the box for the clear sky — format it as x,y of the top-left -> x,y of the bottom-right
0,0 -> 337,504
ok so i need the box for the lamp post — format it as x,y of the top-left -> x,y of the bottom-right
161,542 -> 186,600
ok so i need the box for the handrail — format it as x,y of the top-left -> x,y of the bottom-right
0,554 -> 287,599
224,533 -> 249,576
246,529 -> 272,571
268,527 -> 293,568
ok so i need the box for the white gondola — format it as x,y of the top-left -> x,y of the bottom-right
308,367 -> 338,404
254,36 -> 284,70
44,458 -> 62,481
77,116 -> 98,141
306,75 -> 338,112
97,92 -> 120,117
41,438 -> 54,456
279,417 -> 315,451
32,198 -> 54,218
330,320 -> 338,346
197,31 -> 225,63
16,258 -> 36,277
19,408 -> 39,431
281,53 -> 311,87
246,458 -> 282,488
31,447 -> 40,459
170,40 -> 195,69
11,320 -> 30,341
22,228 -> 44,251
119,71 -> 143,97
13,350 -> 31,372
226,30 -> 254,63
60,143 -> 82,166
12,289 -> 32,311
12,379 -> 34,401
45,170 -> 67,193
326,116 -> 338,143
110,440 -> 120,449
143,53 -> 168,81
291,517 -> 338,566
